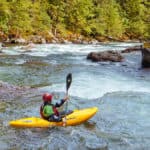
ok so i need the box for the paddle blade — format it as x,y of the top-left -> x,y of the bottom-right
66,73 -> 72,91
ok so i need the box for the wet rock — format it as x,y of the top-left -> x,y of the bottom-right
29,35 -> 46,44
89,39 -> 99,44
121,46 -> 142,53
87,51 -> 123,62
142,48 -> 150,68
3,38 -> 27,45
21,43 -> 35,51
14,38 -> 26,44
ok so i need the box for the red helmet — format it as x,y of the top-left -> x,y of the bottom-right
42,93 -> 52,102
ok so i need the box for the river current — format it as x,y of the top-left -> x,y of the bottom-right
0,43 -> 150,150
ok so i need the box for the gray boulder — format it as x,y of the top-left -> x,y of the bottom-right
87,50 -> 124,62
121,46 -> 142,53
142,48 -> 150,68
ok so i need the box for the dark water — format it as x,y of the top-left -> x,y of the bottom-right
0,43 -> 150,150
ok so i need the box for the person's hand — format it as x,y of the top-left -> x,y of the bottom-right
62,118 -> 67,127
64,96 -> 69,101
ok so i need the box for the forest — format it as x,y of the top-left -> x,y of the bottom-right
0,0 -> 149,42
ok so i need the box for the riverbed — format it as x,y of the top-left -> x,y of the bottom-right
0,42 -> 150,150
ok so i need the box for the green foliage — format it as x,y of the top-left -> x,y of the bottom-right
64,0 -> 95,35
47,1 -> 66,36
123,0 -> 146,37
93,0 -> 124,37
7,0 -> 51,37
117,0 -> 149,38
0,0 -> 149,40
9,0 -> 32,36
0,0 -> 10,32
142,0 -> 150,38
30,0 -> 51,34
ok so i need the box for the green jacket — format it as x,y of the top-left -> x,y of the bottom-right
43,105 -> 54,117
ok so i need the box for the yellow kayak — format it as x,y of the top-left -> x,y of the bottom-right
9,107 -> 98,128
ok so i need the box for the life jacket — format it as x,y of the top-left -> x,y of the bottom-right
40,104 -> 59,119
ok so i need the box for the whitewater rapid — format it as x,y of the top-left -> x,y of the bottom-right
1,42 -> 149,99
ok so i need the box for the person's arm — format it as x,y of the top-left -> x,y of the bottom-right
54,96 -> 68,107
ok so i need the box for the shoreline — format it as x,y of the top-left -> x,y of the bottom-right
0,34 -> 144,48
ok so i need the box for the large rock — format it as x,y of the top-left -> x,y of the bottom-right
121,46 -> 142,53
142,48 -> 150,68
87,50 -> 124,62
29,35 -> 46,44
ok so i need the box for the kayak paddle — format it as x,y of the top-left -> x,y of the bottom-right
66,73 -> 72,94
63,73 -> 72,126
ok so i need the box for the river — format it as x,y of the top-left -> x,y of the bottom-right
0,42 -> 150,150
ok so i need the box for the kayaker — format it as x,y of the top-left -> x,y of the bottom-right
40,93 -> 69,125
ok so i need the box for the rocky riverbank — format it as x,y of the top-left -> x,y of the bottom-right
0,31 -> 142,47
